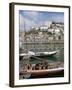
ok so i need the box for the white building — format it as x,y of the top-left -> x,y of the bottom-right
40,25 -> 48,30
44,21 -> 52,28
48,36 -> 54,41
54,29 -> 60,35
48,29 -> 54,34
35,27 -> 39,30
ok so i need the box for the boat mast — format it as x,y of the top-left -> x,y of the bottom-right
53,26 -> 56,50
23,20 -> 27,52
40,30 -> 43,49
33,28 -> 36,54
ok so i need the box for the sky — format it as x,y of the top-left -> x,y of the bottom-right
19,10 -> 64,31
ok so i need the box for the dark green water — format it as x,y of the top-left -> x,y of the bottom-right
20,43 -> 64,65
29,44 -> 64,64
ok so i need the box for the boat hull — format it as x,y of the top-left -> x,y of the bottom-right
31,69 -> 64,78
20,68 -> 64,78
20,51 -> 58,60
31,52 -> 57,58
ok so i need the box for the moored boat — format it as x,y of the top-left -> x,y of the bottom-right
20,68 -> 64,79
19,61 -> 64,79
19,50 -> 58,58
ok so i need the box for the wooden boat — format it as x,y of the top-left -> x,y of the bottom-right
20,68 -> 64,78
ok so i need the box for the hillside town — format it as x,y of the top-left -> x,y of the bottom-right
19,21 -> 64,48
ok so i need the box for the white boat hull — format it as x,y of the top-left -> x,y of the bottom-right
20,50 -> 58,57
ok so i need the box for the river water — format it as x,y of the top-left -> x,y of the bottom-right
19,43 -> 64,79
29,43 -> 64,64
20,43 -> 64,65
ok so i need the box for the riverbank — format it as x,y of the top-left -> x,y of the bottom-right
23,40 -> 64,44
